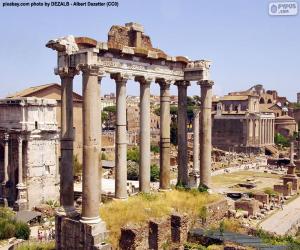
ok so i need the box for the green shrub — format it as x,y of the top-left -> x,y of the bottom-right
274,133 -> 290,147
150,164 -> 160,182
127,147 -> 139,162
15,221 -> 30,240
127,161 -> 139,180
150,145 -> 160,153
184,242 -> 207,250
198,184 -> 208,193
0,208 -> 30,240
1,221 -> 16,239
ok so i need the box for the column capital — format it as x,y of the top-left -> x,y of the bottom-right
55,67 -> 79,78
110,73 -> 132,83
17,134 -> 23,143
198,80 -> 214,87
4,133 -> 9,142
80,64 -> 105,77
156,78 -> 172,89
134,75 -> 153,85
174,80 -> 190,88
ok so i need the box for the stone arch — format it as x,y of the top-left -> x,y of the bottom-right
267,99 -> 272,104
259,97 -> 265,104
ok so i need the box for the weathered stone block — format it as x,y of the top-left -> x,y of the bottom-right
235,199 -> 259,216
148,217 -> 171,250
55,214 -> 110,250
119,223 -> 149,250
171,213 -> 190,244
274,182 -> 292,196
253,192 -> 269,205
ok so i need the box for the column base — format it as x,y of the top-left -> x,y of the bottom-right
188,171 -> 200,188
80,216 -> 101,224
56,213 -> 111,249
13,199 -> 28,211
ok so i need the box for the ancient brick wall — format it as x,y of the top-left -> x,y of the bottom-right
212,118 -> 246,150
119,213 -> 192,250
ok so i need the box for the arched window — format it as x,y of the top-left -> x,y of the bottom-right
259,98 -> 265,104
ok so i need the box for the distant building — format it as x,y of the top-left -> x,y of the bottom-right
212,94 -> 275,152
0,97 -> 59,210
211,84 -> 299,152
7,83 -> 84,162
297,92 -> 300,104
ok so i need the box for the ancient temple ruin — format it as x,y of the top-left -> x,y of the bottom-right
0,97 -> 59,210
46,22 -> 214,249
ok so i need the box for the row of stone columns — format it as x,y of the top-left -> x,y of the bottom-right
259,119 -> 274,145
0,133 -> 26,209
57,65 -> 214,223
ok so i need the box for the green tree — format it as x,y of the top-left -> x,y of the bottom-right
127,147 -> 139,162
150,164 -> 160,182
102,105 -> 116,129
274,133 -> 290,147
150,145 -> 160,153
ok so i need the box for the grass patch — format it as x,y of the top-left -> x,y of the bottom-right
16,241 -> 55,250
100,190 -> 220,248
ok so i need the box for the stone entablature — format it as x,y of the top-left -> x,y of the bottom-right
0,97 -> 57,132
46,23 -> 211,83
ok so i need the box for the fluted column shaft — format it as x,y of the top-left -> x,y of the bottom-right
193,110 -> 200,172
81,65 -> 102,223
17,136 -> 23,185
158,80 -> 171,190
112,74 -> 128,199
58,69 -> 77,215
136,76 -> 152,193
262,119 -> 265,145
3,134 -> 9,184
1,133 -> 9,198
176,81 -> 189,186
199,80 -> 214,188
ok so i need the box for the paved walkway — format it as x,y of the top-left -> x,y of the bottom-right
260,195 -> 300,236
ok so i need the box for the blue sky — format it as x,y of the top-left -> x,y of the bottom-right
0,0 -> 299,100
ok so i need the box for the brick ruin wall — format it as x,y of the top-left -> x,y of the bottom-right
119,200 -> 229,249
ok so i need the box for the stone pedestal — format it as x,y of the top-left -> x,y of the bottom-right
0,183 -> 8,207
55,214 -> 111,250
188,171 -> 200,189
13,183 -> 28,211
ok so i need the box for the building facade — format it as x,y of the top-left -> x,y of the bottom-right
0,97 -> 59,210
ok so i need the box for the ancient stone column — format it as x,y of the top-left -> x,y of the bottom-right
175,81 -> 190,186
261,119 -> 265,145
57,68 -> 78,216
1,133 -> 9,203
199,80 -> 214,188
111,73 -> 128,199
17,136 -> 23,187
157,79 -> 171,190
193,109 -> 200,172
81,65 -> 102,223
14,135 -> 27,210
135,76 -> 152,193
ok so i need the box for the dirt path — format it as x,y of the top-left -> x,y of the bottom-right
259,195 -> 300,236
